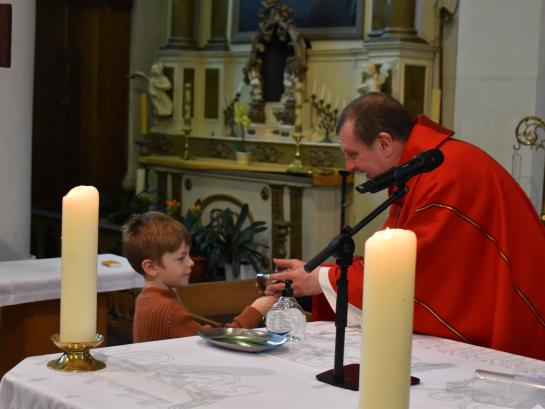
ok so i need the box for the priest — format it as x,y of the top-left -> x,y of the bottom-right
267,92 -> 545,360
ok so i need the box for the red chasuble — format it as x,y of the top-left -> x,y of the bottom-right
322,115 -> 545,360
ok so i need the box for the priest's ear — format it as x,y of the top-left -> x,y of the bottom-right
375,131 -> 395,157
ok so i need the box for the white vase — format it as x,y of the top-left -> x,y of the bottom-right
235,151 -> 250,166
224,263 -> 257,280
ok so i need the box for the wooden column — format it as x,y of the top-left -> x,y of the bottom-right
381,0 -> 423,42
166,0 -> 198,49
0,4 -> 12,67
288,186 -> 303,260
171,173 -> 182,204
367,0 -> 386,39
205,0 -> 229,50
269,184 -> 288,259
156,170 -> 168,208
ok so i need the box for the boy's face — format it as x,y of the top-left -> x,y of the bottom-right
148,242 -> 194,289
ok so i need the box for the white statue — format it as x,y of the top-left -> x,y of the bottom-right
280,70 -> 297,104
248,68 -> 263,103
357,62 -> 392,95
129,62 -> 173,117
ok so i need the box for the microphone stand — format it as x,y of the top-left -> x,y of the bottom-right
309,184 -> 409,390
338,170 -> 350,231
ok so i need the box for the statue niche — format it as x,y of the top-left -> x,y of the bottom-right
243,0 -> 307,124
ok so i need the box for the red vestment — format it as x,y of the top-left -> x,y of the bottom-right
321,115 -> 545,360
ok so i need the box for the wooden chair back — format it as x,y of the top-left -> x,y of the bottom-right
176,279 -> 261,323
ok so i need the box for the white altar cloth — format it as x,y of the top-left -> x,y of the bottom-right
0,254 -> 143,307
1,321 -> 544,409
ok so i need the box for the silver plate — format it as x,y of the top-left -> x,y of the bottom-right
198,328 -> 287,352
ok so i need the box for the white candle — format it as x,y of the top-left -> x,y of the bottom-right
312,80 -> 317,95
135,168 -> 145,194
359,228 -> 416,409
320,84 -> 325,100
60,186 -> 99,342
334,96 -> 340,109
326,91 -> 331,105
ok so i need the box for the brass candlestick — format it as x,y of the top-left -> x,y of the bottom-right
47,333 -> 106,372
287,125 -> 309,174
311,94 -> 338,143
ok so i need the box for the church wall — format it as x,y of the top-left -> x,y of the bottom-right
453,0 -> 545,211
124,0 -> 169,190
0,0 -> 34,260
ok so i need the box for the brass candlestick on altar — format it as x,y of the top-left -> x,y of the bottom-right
311,94 -> 338,143
47,333 -> 105,372
287,125 -> 309,174
288,89 -> 310,174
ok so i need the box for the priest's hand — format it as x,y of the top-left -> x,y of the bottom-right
265,258 -> 323,297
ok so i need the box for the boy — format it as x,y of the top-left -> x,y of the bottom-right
122,211 -> 276,343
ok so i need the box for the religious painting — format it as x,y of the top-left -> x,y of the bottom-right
231,0 -> 364,43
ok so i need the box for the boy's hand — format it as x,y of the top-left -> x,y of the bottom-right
251,295 -> 277,315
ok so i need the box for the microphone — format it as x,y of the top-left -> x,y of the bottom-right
356,149 -> 444,194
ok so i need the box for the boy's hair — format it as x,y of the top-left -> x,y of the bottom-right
122,211 -> 191,276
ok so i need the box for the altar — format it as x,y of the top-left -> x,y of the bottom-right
0,254 -> 143,378
2,321 -> 545,408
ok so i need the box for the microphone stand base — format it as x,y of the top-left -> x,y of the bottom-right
316,363 -> 360,390
316,364 -> 421,391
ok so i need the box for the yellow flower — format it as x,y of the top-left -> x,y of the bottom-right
234,102 -> 251,127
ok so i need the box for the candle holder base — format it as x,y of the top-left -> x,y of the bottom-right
286,158 -> 311,174
47,333 -> 106,372
316,364 -> 420,390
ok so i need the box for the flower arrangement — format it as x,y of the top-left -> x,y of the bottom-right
233,102 -> 252,152
165,199 -> 181,218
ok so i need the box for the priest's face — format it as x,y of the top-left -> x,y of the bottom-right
338,119 -> 396,178
154,242 -> 194,289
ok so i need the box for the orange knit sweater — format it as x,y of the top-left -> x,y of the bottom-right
133,286 -> 263,343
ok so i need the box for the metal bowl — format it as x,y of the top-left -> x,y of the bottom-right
197,327 -> 287,352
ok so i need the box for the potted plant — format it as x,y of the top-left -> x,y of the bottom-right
233,102 -> 252,165
196,204 -> 268,280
